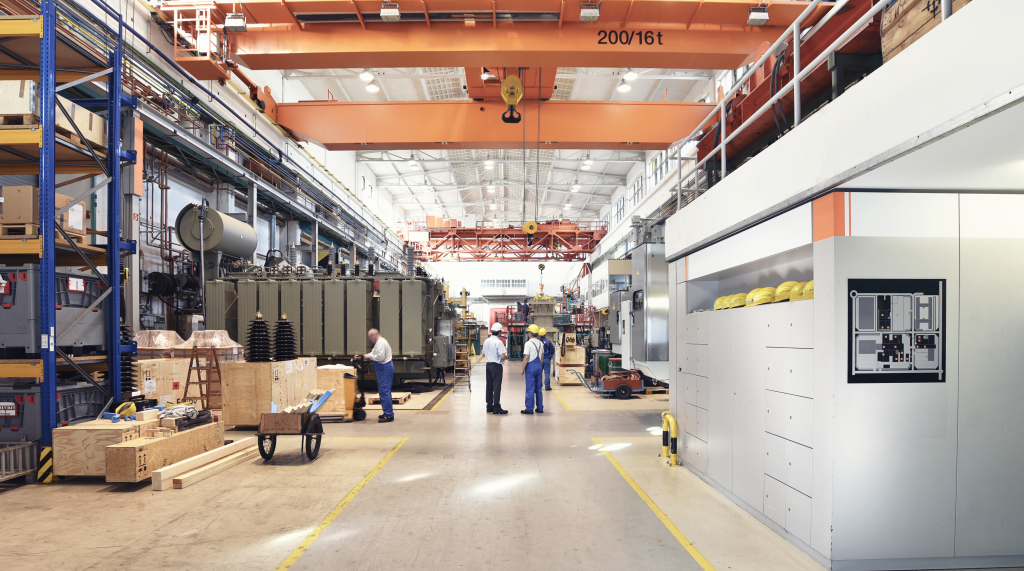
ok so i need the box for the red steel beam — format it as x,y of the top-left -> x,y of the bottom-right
276,99 -> 716,150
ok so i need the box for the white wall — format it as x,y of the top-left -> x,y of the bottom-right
666,0 -> 1024,261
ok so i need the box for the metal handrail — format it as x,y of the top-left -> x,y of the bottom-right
667,0 -> 889,208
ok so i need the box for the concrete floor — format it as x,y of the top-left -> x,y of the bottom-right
4,364 -> 1017,571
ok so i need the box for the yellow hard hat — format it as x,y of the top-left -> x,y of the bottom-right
713,296 -> 727,310
774,281 -> 798,302
800,280 -> 814,300
728,293 -> 747,308
539,328 -> 547,337
751,287 -> 776,306
745,288 -> 762,307
527,324 -> 540,334
790,282 -> 807,301
115,402 -> 137,419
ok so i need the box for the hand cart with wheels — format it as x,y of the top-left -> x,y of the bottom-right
256,412 -> 324,460
573,367 -> 645,400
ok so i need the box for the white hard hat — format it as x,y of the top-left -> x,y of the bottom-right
491,322 -> 503,333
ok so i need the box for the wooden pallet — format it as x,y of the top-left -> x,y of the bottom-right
0,113 -> 37,126
644,387 -> 668,395
367,392 -> 412,405
0,223 -> 87,245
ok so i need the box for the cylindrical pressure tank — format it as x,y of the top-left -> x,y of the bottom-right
174,205 -> 257,259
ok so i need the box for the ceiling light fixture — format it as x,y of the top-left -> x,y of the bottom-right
359,69 -> 373,81
747,6 -> 769,26
380,2 -> 401,22
490,203 -> 497,210
584,154 -> 593,166
365,80 -> 380,93
484,157 -> 494,169
487,183 -> 496,192
571,181 -> 580,192
616,79 -> 631,93
581,164 -> 591,170
579,2 -> 599,22
623,68 -> 638,82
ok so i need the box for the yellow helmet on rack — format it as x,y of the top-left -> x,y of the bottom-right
774,281 -> 798,302
713,296 -> 728,310
728,293 -> 747,308
751,287 -> 776,306
745,288 -> 762,307
800,280 -> 814,300
527,324 -> 540,334
789,282 -> 807,301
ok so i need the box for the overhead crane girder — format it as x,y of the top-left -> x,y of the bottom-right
276,99 -> 716,150
417,222 -> 608,261
155,0 -> 833,70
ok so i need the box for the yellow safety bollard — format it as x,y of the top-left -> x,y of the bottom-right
661,411 -> 679,467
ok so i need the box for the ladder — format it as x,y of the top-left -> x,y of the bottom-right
182,346 -> 223,410
453,320 -> 472,391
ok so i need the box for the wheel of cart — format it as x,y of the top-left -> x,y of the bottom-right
256,412 -> 325,461
351,357 -> 375,421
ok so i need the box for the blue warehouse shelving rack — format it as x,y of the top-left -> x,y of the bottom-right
0,0 -> 136,480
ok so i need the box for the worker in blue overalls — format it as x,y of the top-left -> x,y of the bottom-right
539,328 -> 556,391
521,324 -> 545,414
360,329 -> 395,423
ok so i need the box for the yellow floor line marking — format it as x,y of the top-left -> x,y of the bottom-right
275,437 -> 408,571
592,437 -> 716,571
430,387 -> 453,410
596,435 -> 661,439
552,389 -> 572,411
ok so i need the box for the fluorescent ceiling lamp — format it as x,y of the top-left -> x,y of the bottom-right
623,68 -> 638,82
484,158 -> 494,166
380,2 -> 401,22
366,80 -> 380,93
571,183 -> 580,192
579,2 -> 599,22
490,204 -> 497,210
359,69 -> 373,81
408,160 -> 418,167
747,6 -> 769,26
581,164 -> 591,170
584,157 -> 593,166
616,80 -> 631,93
487,184 -> 496,192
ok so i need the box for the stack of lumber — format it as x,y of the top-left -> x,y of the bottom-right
52,418 -> 160,476
151,437 -> 258,491
105,421 -> 224,483
220,358 -> 317,426
316,364 -> 357,418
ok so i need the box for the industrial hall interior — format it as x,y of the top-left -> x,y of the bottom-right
1,0 -> 1022,570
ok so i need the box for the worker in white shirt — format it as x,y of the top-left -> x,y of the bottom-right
520,324 -> 545,414
357,329 -> 395,423
482,323 -> 509,415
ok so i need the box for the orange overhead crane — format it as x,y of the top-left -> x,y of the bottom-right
154,0 -> 834,76
276,99 -> 716,150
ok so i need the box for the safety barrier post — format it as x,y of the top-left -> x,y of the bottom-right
661,411 -> 679,467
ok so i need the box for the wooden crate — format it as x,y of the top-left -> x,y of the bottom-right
316,365 -> 357,415
0,186 -> 86,235
52,418 -> 160,476
557,345 -> 586,367
105,421 -> 224,483
137,358 -> 192,405
367,392 -> 411,405
0,81 -> 107,148
220,358 -> 317,426
882,0 -> 971,62
557,366 -> 585,386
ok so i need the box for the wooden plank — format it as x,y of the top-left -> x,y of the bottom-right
151,435 -> 254,491
220,358 -> 317,426
172,447 -> 258,489
316,365 -> 356,414
52,418 -> 160,476
135,408 -> 161,421
105,422 -> 224,483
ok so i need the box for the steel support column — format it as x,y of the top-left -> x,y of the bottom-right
248,181 -> 258,263
39,0 -> 57,446
106,43 -> 124,400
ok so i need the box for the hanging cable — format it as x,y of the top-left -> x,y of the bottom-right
535,67 -> 541,223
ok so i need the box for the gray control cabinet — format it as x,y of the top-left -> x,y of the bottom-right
301,280 -> 323,356
322,280 -> 345,356
379,280 -> 401,355
609,289 -> 629,345
402,280 -> 425,356
630,243 -> 669,361
346,280 -> 372,355
279,280 -> 302,353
